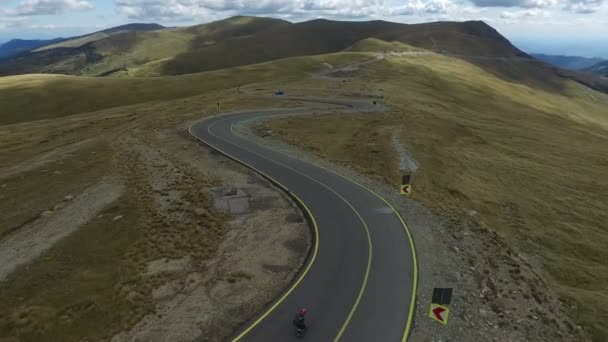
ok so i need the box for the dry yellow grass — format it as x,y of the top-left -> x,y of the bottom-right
265,53 -> 608,340
0,141 -> 112,239
0,94 -> 225,341
0,52 -> 372,125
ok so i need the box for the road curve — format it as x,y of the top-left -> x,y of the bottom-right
189,98 -> 418,342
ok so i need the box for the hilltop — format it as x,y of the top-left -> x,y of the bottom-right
162,19 -> 528,74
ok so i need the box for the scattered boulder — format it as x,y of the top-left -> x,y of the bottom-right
152,282 -> 179,300
491,300 -> 506,314
126,291 -> 143,302
222,186 -> 237,196
40,210 -> 53,218
53,202 -> 67,211
147,257 -> 191,275
479,308 -> 490,317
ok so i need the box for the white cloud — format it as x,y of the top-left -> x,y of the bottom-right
2,0 -> 94,16
469,0 -> 605,12
500,8 -> 551,17
470,0 -> 557,8
114,0 -> 455,20
563,0 -> 603,12
0,17 -> 28,31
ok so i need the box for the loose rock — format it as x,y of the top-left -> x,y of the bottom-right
40,210 -> 54,218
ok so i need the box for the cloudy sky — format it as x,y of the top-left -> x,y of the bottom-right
0,0 -> 607,56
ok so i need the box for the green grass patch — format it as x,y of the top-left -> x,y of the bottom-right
346,38 -> 425,53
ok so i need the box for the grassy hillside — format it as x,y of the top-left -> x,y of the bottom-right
263,51 -> 608,340
0,17 -> 535,78
164,19 -> 525,75
2,15 -> 605,96
0,52 -> 372,125
163,18 -> 608,95
35,23 -> 165,51
383,20 -> 527,57
42,32 -> 110,50
0,17 -> 286,77
344,38 -> 425,53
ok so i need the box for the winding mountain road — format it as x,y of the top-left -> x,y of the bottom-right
189,97 -> 418,342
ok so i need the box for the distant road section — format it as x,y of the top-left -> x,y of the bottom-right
189,98 -> 417,341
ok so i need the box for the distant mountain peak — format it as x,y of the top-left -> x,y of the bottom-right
0,37 -> 65,59
101,23 -> 165,34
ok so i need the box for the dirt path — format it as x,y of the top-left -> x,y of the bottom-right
0,179 -> 124,281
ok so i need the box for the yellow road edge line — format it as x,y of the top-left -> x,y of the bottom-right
231,118 -> 419,342
225,121 -> 373,342
187,122 -> 320,342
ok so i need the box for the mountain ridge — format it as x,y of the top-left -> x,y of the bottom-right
531,53 -> 605,70
0,23 -> 165,60
0,16 -> 606,94
0,38 -> 65,59
34,23 -> 166,51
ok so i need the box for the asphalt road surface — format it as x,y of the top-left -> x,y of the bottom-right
189,97 -> 417,342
